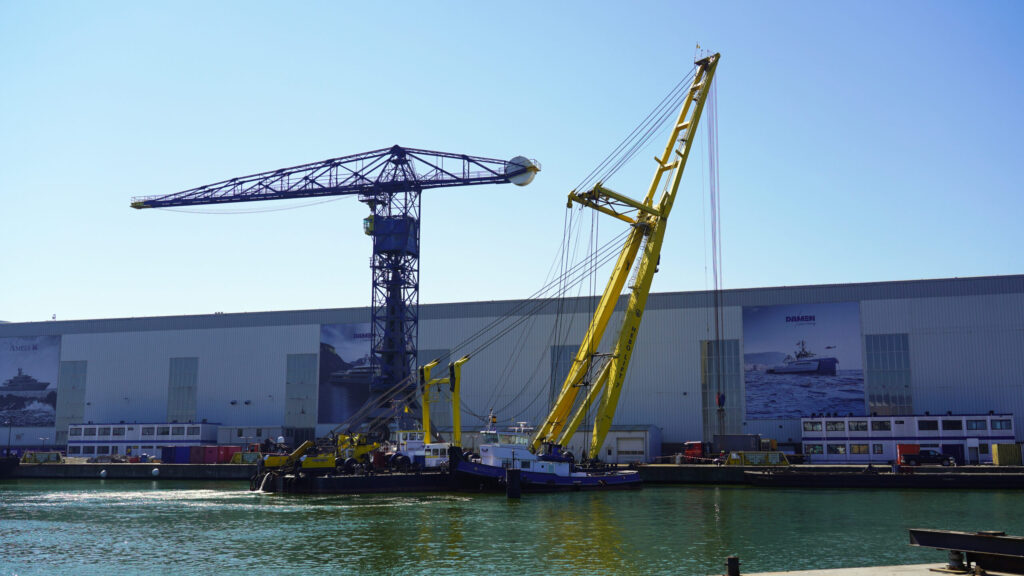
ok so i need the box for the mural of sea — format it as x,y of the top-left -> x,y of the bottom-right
745,369 -> 866,419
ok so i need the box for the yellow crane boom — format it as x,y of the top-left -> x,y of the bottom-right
530,53 -> 720,458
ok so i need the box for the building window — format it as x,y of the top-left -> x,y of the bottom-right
83,446 -> 95,454
111,446 -> 119,455
980,444 -> 990,454
171,426 -> 185,436
864,333 -> 913,416
84,428 -> 96,436
942,420 -> 963,431
70,428 -> 82,437
871,421 -> 892,431
98,427 -> 111,436
850,444 -> 869,454
873,444 -> 884,454
113,427 -> 126,437
827,444 -> 847,455
69,446 -> 81,454
849,421 -> 868,432
803,422 -> 823,432
237,428 -> 244,438
699,339 -> 742,443
97,446 -> 110,455
804,444 -> 823,454
142,427 -> 154,436
187,427 -> 200,436
826,421 -> 845,432
157,427 -> 170,436
967,420 -> 987,430
992,419 -> 1013,430
918,420 -> 939,431
256,428 -> 263,437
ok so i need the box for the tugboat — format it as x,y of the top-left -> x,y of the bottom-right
766,341 -> 838,375
454,418 -> 640,492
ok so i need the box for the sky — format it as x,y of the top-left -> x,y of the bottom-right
2,1 -> 1022,323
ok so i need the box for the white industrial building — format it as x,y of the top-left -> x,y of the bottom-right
1,274 -> 1022,463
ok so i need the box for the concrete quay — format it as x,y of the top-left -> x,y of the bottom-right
12,462 -> 256,480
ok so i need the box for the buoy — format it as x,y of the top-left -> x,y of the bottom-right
99,469 -> 107,479
151,468 -> 160,477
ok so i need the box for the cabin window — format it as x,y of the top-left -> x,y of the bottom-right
98,427 -> 111,436
873,444 -> 884,454
967,420 -> 987,430
825,421 -> 845,432
917,420 -> 939,431
157,427 -> 170,436
850,444 -> 869,454
803,422 -> 822,432
112,427 -> 125,437
171,426 -> 185,435
83,428 -> 96,436
827,444 -> 846,455
871,421 -> 892,431
804,444 -> 823,454
942,420 -> 963,431
992,419 -> 1013,430
70,428 -> 82,437
142,427 -> 154,436
849,421 -> 868,432
187,427 -> 200,436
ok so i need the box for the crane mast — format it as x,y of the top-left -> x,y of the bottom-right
530,53 -> 720,458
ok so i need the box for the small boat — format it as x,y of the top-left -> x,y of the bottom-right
766,340 -> 838,375
454,421 -> 641,492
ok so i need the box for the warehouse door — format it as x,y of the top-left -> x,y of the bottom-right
616,437 -> 645,463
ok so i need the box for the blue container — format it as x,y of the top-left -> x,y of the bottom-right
161,446 -> 176,463
174,445 -> 191,464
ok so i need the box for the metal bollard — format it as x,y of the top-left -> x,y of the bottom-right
946,550 -> 965,571
726,555 -> 740,576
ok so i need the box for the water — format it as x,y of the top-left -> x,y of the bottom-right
3,479 -> 1024,575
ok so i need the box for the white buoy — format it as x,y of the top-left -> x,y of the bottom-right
99,469 -> 107,479
151,468 -> 160,477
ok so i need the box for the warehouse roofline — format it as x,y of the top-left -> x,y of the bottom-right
1,273 -> 1021,337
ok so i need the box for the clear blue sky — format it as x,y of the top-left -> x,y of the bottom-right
2,1 -> 1022,323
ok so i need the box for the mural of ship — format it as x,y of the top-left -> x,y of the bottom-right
766,341 -> 838,375
0,368 -> 51,398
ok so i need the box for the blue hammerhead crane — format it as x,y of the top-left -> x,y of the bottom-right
132,145 -> 539,431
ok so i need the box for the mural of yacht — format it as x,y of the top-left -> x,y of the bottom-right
766,341 -> 838,375
0,368 -> 51,398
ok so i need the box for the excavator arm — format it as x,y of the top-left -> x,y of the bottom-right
531,53 -> 720,458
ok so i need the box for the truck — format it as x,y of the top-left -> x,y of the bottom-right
899,447 -> 955,467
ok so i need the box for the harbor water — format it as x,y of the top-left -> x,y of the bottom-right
3,479 -> 1024,575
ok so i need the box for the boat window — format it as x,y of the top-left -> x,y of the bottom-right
941,420 -> 962,431
112,427 -> 125,436
917,420 -> 938,431
157,427 -> 171,436
872,444 -> 884,454
849,421 -> 868,431
481,432 -> 499,444
850,444 -> 869,454
187,427 -> 200,436
69,428 -> 82,437
803,444 -> 823,454
871,421 -> 891,431
992,419 -> 1013,430
825,421 -> 845,432
83,428 -> 96,436
802,421 -> 822,432
171,426 -> 185,435
827,444 -> 846,455
967,420 -> 987,430
98,427 -> 111,436
142,427 -> 154,436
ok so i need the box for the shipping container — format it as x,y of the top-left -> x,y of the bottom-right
161,446 -> 176,463
190,445 -> 204,464
175,446 -> 191,464
202,445 -> 219,464
217,445 -> 241,464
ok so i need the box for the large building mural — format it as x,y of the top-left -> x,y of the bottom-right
743,302 -> 864,419
0,335 -> 61,427
317,323 -> 373,425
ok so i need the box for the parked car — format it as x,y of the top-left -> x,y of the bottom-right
900,449 -> 955,466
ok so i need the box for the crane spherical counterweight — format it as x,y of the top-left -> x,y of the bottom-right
506,156 -> 540,186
